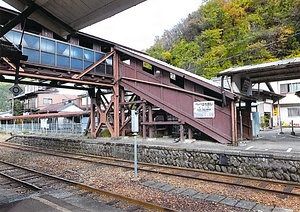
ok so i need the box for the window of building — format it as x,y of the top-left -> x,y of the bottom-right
280,83 -> 300,93
43,98 -> 52,105
170,73 -> 184,89
23,34 -> 40,49
62,99 -> 72,103
41,38 -> 55,53
288,107 -> 300,117
6,29 -> 112,75
142,62 -> 154,75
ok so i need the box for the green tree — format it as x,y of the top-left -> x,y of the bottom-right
13,99 -> 23,116
0,82 -> 13,112
147,0 -> 300,79
170,39 -> 200,73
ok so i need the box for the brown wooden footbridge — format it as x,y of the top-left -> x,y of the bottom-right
0,2 -> 249,144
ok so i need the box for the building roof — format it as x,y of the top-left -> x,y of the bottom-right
115,46 -> 235,100
0,111 -> 89,120
217,58 -> 300,83
0,110 -> 12,117
38,102 -> 82,114
252,89 -> 285,102
3,0 -> 146,36
14,89 -> 58,100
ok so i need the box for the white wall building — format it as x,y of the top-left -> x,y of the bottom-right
272,80 -> 300,126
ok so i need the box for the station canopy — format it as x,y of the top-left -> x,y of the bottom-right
3,0 -> 146,36
218,58 -> 300,83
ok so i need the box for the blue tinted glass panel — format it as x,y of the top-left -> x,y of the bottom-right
84,49 -> 94,61
95,52 -> 104,61
57,42 -> 70,56
71,46 -> 83,59
106,65 -> 113,75
84,61 -> 93,69
57,55 -> 70,68
4,31 -> 14,43
95,64 -> 105,74
41,52 -> 55,66
41,38 -> 55,53
71,58 -> 83,70
4,31 -> 22,45
23,34 -> 39,49
106,57 -> 113,65
23,48 -> 40,63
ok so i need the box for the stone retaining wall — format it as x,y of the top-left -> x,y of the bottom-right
6,135 -> 300,182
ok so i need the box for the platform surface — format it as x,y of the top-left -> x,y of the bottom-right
108,127 -> 300,156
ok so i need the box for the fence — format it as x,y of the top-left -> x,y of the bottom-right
0,122 -> 84,135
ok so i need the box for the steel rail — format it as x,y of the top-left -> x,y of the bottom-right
1,142 -> 300,197
0,170 -> 42,191
0,158 -> 175,212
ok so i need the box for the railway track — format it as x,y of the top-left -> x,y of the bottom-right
0,157 -> 175,211
1,141 -> 300,199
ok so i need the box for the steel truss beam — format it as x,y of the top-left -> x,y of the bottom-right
72,51 -> 115,80
87,88 -> 115,138
0,4 -> 36,37
0,58 -> 114,88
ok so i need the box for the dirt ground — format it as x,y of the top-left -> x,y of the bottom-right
0,133 -> 11,142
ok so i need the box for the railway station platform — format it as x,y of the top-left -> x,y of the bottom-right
3,127 -> 300,154
116,127 -> 300,155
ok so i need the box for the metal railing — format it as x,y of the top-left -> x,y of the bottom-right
0,122 -> 84,135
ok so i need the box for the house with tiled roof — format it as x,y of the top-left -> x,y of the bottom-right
14,85 -> 82,114
38,101 -> 86,133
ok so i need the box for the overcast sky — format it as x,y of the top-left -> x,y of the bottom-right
0,0 -> 203,50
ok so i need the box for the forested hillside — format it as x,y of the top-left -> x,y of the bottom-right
147,0 -> 300,79
0,82 -> 13,112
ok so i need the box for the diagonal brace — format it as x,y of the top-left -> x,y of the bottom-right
0,5 -> 37,38
2,57 -> 24,72
72,51 -> 115,79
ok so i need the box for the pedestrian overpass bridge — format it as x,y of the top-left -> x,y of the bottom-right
0,2 -> 242,144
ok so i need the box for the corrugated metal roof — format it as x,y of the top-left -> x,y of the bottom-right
3,0 -> 146,36
0,111 -> 89,120
116,46 -> 224,87
116,46 -> 235,99
38,102 -> 83,113
217,58 -> 300,83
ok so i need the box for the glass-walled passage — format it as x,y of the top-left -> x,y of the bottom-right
5,29 -> 113,76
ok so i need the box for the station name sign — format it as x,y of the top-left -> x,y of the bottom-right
194,101 -> 215,118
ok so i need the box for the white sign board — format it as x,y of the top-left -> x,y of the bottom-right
40,118 -> 49,129
131,110 -> 139,133
194,101 -> 215,118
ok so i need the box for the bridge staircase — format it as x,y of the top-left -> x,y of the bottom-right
116,47 -> 236,144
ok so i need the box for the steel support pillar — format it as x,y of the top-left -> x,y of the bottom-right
142,100 -> 146,139
90,97 -> 96,138
180,124 -> 184,142
231,101 -> 238,145
88,87 -> 96,138
120,88 -> 126,136
188,127 -> 193,139
148,106 -> 153,138
112,49 -> 119,138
